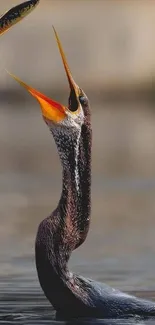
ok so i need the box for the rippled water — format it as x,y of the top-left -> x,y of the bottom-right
1,102 -> 155,324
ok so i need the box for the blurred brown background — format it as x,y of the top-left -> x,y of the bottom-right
1,0 -> 155,294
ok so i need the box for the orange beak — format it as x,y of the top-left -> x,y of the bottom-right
7,27 -> 80,123
0,0 -> 39,36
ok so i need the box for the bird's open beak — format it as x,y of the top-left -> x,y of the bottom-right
0,0 -> 39,36
7,27 -> 80,123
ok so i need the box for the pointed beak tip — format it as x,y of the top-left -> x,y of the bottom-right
52,27 -> 80,97
6,70 -> 67,123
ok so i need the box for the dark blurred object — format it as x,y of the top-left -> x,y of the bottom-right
0,0 -> 39,36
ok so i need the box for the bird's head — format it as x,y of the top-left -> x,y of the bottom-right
7,28 -> 89,156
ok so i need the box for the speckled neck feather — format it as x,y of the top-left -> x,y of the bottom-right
35,102 -> 92,316
58,119 -> 92,249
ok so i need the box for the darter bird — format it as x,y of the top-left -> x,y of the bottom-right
7,27 -> 155,321
0,0 -> 39,36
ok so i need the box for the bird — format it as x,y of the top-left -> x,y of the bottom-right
0,0 -> 39,36
7,28 -> 155,321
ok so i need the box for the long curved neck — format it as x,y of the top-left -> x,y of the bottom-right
58,121 -> 92,249
35,109 -> 92,316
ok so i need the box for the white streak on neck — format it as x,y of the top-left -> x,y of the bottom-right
74,128 -> 81,194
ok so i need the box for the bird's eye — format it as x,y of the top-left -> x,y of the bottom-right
79,95 -> 87,106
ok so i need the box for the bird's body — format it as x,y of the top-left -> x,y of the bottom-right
9,27 -> 155,321
36,213 -> 155,321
